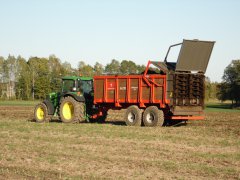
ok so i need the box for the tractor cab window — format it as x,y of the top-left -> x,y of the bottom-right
78,80 -> 93,94
62,79 -> 75,93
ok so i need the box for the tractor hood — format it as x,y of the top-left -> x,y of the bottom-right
175,39 -> 215,73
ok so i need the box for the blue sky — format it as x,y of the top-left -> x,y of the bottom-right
0,0 -> 239,82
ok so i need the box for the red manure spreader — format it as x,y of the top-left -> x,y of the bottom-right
93,39 -> 215,126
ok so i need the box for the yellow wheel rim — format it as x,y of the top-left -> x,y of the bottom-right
62,102 -> 74,121
36,107 -> 44,120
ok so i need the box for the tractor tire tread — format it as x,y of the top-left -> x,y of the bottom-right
143,106 -> 164,127
60,96 -> 85,123
125,105 -> 142,126
34,102 -> 52,123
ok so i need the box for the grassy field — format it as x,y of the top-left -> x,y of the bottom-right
0,100 -> 39,106
0,100 -> 238,111
0,101 -> 239,179
205,101 -> 240,112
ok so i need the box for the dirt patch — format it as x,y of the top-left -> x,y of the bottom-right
0,106 -> 34,120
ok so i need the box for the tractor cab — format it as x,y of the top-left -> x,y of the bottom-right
61,76 -> 93,97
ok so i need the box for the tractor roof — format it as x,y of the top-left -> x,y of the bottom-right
62,76 -> 92,81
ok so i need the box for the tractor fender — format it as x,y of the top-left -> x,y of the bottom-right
43,100 -> 55,115
63,93 -> 85,102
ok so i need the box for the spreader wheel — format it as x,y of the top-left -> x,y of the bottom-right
34,103 -> 52,123
143,106 -> 164,127
124,105 -> 142,126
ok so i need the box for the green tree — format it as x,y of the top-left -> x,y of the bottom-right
48,55 -> 63,92
62,61 -> 76,76
1,55 -> 18,99
0,56 -> 5,98
205,77 -> 211,101
94,62 -> 104,75
218,60 -> 240,105
6,55 -> 19,82
15,56 -> 31,100
217,82 -> 229,102
120,60 -> 137,74
0,56 -> 4,81
78,61 -> 94,77
105,59 -> 120,74
28,57 -> 51,99
136,64 -> 146,74
1,55 -> 12,83
205,77 -> 218,101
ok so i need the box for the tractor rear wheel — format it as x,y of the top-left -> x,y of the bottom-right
143,106 -> 164,127
34,102 -> 52,123
60,96 -> 85,123
124,105 -> 142,126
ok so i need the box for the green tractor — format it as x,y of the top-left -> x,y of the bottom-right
34,76 -> 94,123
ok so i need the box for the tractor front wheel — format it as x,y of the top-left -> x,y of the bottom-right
34,103 -> 52,123
60,96 -> 85,123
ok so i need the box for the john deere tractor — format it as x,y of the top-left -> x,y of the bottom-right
34,76 -> 94,123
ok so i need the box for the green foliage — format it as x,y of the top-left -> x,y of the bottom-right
62,61 -> 77,76
15,56 -> 31,100
93,62 -> 104,75
28,57 -> 51,99
78,61 -> 94,77
217,60 -> 240,105
105,59 -> 120,74
120,60 -> 137,74
205,77 -> 218,101
136,64 -> 146,74
48,55 -> 64,92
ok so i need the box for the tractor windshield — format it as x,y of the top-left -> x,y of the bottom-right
62,79 -> 75,93
78,80 -> 93,94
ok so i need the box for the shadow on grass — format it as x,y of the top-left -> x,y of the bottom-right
164,120 -> 188,127
28,118 -> 62,123
28,118 -> 126,126
205,102 -> 240,112
87,120 -> 189,127
28,118 -> 191,127
87,120 -> 126,126
205,103 -> 232,110
103,121 -> 126,126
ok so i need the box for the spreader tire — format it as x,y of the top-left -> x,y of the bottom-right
143,106 -> 164,127
60,96 -> 85,123
34,102 -> 52,123
124,105 -> 142,126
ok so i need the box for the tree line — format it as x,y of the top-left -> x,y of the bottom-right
0,55 -> 145,100
0,55 -> 239,106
